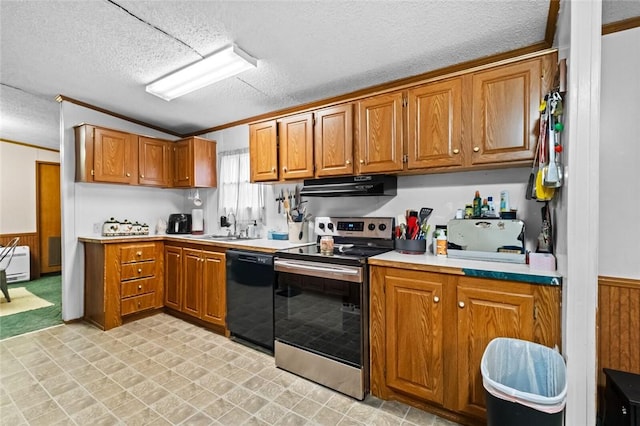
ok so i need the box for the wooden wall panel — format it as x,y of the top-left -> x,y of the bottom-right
598,276 -> 640,387
0,232 -> 40,280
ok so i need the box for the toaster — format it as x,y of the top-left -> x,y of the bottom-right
167,213 -> 192,234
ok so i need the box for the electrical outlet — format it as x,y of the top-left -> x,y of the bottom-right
93,223 -> 102,234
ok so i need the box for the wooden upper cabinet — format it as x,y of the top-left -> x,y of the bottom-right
138,136 -> 171,187
408,78 -> 463,169
278,113 -> 314,180
384,271 -> 445,405
249,120 -> 279,182
357,91 -> 404,174
455,277 -> 535,418
314,104 -> 354,177
470,56 -> 550,165
75,124 -> 137,184
172,136 -> 217,188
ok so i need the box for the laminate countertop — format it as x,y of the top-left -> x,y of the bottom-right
77,234 -> 314,254
369,250 -> 562,286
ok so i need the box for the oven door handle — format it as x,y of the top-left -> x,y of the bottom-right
274,259 -> 363,283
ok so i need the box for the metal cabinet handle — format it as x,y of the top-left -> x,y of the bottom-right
283,167 -> 288,173
137,302 -> 141,307
271,167 -> 276,173
458,301 -> 465,308
140,174 -> 144,178
473,147 -> 480,153
138,285 -> 142,290
126,173 -> 131,177
359,159 -> 364,164
346,160 -> 351,165
137,268 -> 142,273
136,251 -> 142,256
453,149 -> 460,154
433,296 -> 440,303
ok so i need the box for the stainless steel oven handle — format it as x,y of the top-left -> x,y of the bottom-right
274,259 -> 363,283
275,260 -> 359,274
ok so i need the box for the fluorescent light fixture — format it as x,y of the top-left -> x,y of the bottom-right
146,44 -> 257,101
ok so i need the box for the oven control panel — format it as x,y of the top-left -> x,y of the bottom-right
314,216 -> 394,239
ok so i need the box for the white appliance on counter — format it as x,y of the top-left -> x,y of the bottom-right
5,245 -> 30,283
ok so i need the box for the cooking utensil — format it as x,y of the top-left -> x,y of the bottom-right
419,207 -> 433,224
527,111 -> 545,200
543,93 -> 562,188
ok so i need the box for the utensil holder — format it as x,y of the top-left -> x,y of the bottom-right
395,239 -> 426,254
288,222 -> 308,243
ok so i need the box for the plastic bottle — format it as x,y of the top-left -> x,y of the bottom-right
436,230 -> 447,257
473,191 -> 482,218
487,196 -> 496,217
481,198 -> 489,217
248,220 -> 257,238
500,191 -> 510,212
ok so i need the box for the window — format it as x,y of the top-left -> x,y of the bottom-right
218,149 -> 264,226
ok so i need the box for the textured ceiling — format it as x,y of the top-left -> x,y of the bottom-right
1,0 -> 638,150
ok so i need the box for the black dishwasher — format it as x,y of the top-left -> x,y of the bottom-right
226,249 -> 275,353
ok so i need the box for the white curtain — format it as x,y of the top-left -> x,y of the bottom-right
218,149 -> 264,225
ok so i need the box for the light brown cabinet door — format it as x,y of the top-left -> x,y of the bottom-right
182,248 -> 202,317
357,92 -> 404,174
164,246 -> 182,311
191,137 -> 217,187
314,104 -> 354,177
93,127 -> 137,184
172,139 -> 193,187
201,251 -> 226,325
278,113 -> 314,180
470,58 -> 542,165
456,278 -> 534,418
408,78 -> 463,169
250,120 -> 279,182
139,137 -> 171,186
384,271 -> 444,404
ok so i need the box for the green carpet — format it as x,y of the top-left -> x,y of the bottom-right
0,274 -> 62,340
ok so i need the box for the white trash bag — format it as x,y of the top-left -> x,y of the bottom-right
481,337 -> 567,414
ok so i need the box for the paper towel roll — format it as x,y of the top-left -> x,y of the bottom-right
191,208 -> 204,233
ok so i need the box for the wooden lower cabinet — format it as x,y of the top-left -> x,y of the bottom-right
370,266 -> 561,425
84,241 -> 164,330
164,245 -> 226,328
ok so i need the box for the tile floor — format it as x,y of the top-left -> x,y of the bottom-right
0,314 -> 461,425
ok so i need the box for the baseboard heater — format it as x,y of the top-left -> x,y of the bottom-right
5,246 -> 30,283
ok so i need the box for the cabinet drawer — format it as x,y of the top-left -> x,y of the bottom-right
121,292 -> 156,316
121,277 -> 158,299
121,261 -> 156,281
120,244 -> 157,263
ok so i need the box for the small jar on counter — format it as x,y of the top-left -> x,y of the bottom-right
320,236 -> 334,255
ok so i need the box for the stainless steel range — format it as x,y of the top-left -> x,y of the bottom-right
273,216 -> 395,400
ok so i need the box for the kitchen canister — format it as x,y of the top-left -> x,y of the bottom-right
288,221 -> 308,243
395,239 -> 426,254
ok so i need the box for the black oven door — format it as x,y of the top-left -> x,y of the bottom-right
273,258 -> 365,368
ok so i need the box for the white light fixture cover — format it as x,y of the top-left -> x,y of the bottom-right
146,44 -> 257,101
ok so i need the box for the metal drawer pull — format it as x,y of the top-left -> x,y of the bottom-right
136,251 -> 142,256
458,301 -> 465,308
137,268 -> 142,273
433,296 -> 440,303
138,285 -> 142,290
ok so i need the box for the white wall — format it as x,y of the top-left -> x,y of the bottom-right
0,141 -> 60,233
61,102 -> 190,321
599,27 -> 640,279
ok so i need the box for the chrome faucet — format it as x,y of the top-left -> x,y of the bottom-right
227,211 -> 237,236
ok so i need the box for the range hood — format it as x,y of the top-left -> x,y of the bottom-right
300,175 -> 397,197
